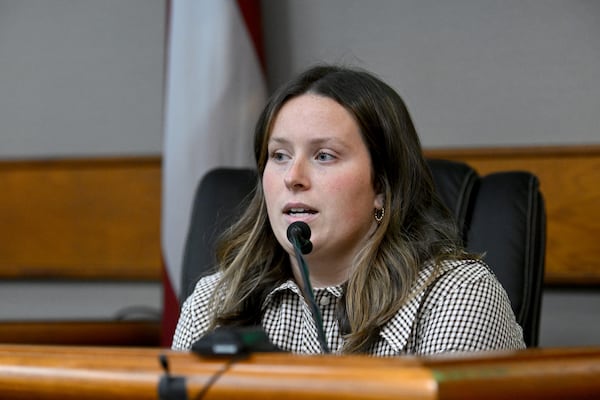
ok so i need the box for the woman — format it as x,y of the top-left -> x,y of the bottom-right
172,65 -> 525,355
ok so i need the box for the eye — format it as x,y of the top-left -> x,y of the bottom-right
270,150 -> 290,162
316,151 -> 336,162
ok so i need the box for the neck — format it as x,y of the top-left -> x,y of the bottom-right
290,254 -> 350,289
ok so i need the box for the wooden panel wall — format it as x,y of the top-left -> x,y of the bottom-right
0,157 -> 161,281
425,145 -> 600,285
1,146 -> 598,285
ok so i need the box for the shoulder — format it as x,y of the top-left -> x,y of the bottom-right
413,258 -> 525,353
419,258 -> 507,315
180,272 -> 223,316
432,258 -> 497,291
171,272 -> 222,350
188,272 -> 223,301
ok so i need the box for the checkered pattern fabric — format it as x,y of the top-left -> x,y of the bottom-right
172,259 -> 525,355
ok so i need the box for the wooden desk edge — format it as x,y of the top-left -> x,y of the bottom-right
1,345 -> 600,399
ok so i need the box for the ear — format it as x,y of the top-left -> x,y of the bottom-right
374,192 -> 384,209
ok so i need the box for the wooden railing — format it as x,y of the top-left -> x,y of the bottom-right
0,321 -> 161,347
2,146 -> 599,285
0,345 -> 599,399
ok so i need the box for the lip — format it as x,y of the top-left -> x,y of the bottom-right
282,202 -> 319,223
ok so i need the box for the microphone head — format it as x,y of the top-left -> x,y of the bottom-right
286,221 -> 313,255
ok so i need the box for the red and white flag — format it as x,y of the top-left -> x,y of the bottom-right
161,0 -> 266,345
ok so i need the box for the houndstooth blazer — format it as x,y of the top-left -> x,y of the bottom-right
172,258 -> 525,355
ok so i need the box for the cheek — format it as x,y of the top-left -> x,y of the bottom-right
262,170 -> 277,200
325,174 -> 376,222
330,173 -> 373,201
262,170 -> 287,228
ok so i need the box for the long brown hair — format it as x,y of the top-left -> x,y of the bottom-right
210,65 -> 468,353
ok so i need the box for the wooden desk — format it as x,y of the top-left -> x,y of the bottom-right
0,345 -> 599,399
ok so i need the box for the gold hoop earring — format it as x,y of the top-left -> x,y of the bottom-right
374,207 -> 385,223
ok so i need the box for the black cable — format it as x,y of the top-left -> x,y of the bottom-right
192,354 -> 244,400
158,353 -> 245,400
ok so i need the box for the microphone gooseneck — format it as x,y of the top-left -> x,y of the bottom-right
286,222 -> 330,354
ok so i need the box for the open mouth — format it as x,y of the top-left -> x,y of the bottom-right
285,207 -> 317,217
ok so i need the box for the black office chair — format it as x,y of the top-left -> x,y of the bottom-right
180,159 -> 546,347
427,159 -> 546,347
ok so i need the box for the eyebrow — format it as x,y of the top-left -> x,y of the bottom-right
268,136 -> 347,147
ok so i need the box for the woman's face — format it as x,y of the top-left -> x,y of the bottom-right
263,94 -> 383,273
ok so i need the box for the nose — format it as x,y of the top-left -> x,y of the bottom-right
284,159 -> 310,191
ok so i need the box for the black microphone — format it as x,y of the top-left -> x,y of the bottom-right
286,222 -> 330,353
286,221 -> 313,254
